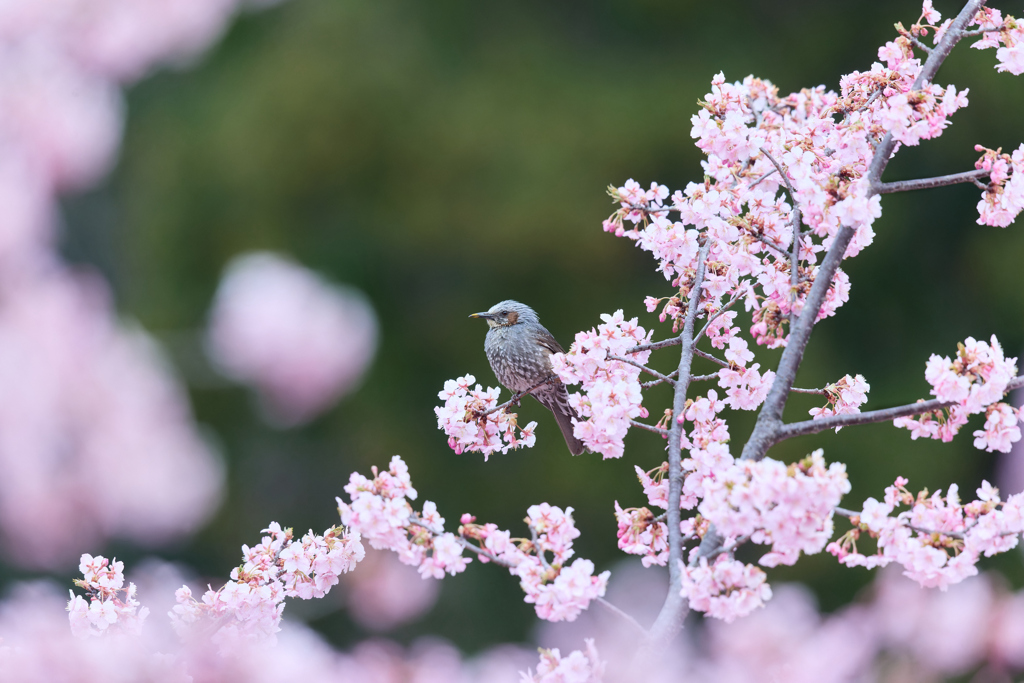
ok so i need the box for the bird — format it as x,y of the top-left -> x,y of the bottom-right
469,300 -> 586,456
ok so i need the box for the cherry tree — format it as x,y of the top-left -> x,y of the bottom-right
36,0 -> 1024,680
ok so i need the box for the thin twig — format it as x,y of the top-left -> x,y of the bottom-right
694,348 -> 729,368
758,146 -> 803,310
749,167 -> 778,188
907,34 -> 934,54
629,337 -> 683,354
789,386 -> 829,396
642,370 -> 679,389
694,296 -> 741,346
596,598 -> 650,637
630,419 -> 669,437
609,355 -> 676,385
477,374 -> 560,417
748,231 -> 789,257
530,526 -> 553,573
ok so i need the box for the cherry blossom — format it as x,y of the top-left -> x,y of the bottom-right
434,375 -> 538,459
699,449 -> 851,567
521,639 -> 605,683
809,374 -> 870,426
680,555 -> 772,623
67,554 -> 149,638
338,458 -> 609,623
550,311 -> 653,459
828,479 -> 1024,589
169,521 -> 364,644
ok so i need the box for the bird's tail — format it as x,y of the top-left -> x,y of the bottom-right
552,405 -> 586,456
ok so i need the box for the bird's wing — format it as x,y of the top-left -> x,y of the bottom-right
532,326 -> 565,356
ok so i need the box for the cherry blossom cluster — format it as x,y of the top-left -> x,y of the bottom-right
808,373 -> 870,423
66,554 -> 149,638
679,556 -> 773,623
521,639 -> 606,683
339,457 -> 610,622
513,511 -> 610,623
337,455 -> 470,577
828,478 -> 1024,589
549,311 -> 653,459
973,144 -> 1024,226
170,522 -> 364,643
964,6 -> 1024,75
894,335 -> 1020,449
464,506 -> 611,623
716,342 -> 775,410
434,375 -> 538,459
616,462 -> 707,568
699,449 -> 852,568
613,501 -> 670,568
595,2 -> 1022,368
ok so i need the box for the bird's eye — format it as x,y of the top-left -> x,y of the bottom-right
500,310 -> 509,316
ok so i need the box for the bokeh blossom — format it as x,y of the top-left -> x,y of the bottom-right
206,251 -> 379,427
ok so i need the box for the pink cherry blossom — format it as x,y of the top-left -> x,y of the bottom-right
67,554 -> 149,638
699,449 -> 851,567
435,374 -> 539,459
169,521 -> 364,645
681,555 -> 773,622
521,639 -> 605,683
809,374 -> 870,427
829,478 -> 1024,589
552,311 -> 652,459
973,402 -> 1023,453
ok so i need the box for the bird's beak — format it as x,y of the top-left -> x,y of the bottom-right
469,312 -> 495,320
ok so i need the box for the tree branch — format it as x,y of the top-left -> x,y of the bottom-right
647,239 -> 712,646
629,337 -> 683,354
875,168 -> 991,194
758,147 -> 803,309
779,374 -> 1024,439
738,1 -> 987,465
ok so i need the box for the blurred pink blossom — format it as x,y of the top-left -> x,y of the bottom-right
205,252 -> 379,427
0,267 -> 223,568
342,549 -> 440,632
0,578 -> 533,682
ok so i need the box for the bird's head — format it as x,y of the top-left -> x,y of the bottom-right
469,300 -> 539,329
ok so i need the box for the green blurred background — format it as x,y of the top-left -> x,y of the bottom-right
49,0 -> 1024,652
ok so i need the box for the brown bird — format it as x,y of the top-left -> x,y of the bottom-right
469,300 -> 586,456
